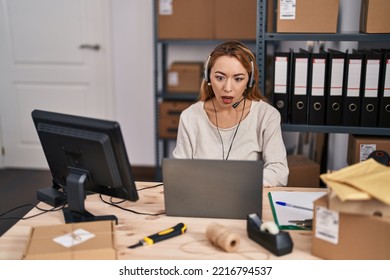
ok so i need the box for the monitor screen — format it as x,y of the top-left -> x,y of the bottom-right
32,109 -> 139,223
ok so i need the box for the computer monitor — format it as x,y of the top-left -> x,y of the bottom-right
32,109 -> 139,224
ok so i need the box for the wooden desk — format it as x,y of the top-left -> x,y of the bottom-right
0,183 -> 323,260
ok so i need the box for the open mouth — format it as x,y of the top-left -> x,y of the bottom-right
222,96 -> 234,104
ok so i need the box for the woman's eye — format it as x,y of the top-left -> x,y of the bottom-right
235,77 -> 244,82
215,76 -> 225,81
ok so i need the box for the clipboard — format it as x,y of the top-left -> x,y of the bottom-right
268,191 -> 326,230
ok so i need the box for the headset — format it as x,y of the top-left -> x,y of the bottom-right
367,150 -> 390,166
203,55 -> 255,89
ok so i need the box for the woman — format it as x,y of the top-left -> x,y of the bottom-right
173,40 -> 289,186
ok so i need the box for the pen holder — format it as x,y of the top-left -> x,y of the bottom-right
246,213 -> 293,256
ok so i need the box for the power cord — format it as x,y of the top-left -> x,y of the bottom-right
0,182 -> 165,221
0,202 -> 65,221
98,182 -> 165,216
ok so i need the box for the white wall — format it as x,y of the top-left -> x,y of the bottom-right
111,0 -> 155,166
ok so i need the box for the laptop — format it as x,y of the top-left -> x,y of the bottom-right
162,158 -> 264,219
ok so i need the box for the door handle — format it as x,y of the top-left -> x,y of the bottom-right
79,44 -> 100,51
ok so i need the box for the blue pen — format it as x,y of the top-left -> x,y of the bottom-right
275,201 -> 313,211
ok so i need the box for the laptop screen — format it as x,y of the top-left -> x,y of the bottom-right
162,158 -> 263,219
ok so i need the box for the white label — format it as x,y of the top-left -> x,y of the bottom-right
314,206 -> 339,245
330,59 -> 344,96
53,228 -> 95,248
168,71 -> 179,86
159,0 -> 173,15
385,59 -> 390,97
280,0 -> 296,20
360,144 -> 376,162
364,60 -> 380,97
294,58 -> 308,95
274,57 -> 288,93
312,58 -> 326,96
346,59 -> 362,97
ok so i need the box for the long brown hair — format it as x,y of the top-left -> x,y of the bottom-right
199,40 -> 265,102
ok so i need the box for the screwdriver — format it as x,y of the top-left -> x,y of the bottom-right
128,223 -> 187,249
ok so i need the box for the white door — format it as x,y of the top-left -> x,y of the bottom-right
0,0 -> 113,169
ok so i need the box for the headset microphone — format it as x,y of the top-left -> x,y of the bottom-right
232,97 -> 245,108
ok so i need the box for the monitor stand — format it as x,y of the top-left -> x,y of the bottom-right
62,171 -> 118,224
63,208 -> 117,224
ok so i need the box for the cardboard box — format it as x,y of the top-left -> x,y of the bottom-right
360,0 -> 390,33
215,0 -> 256,40
287,155 -> 320,187
159,101 -> 192,139
275,0 -> 339,33
23,220 -> 117,260
328,190 -> 390,217
167,62 -> 204,93
157,0 -> 214,39
312,195 -> 390,259
347,134 -> 390,165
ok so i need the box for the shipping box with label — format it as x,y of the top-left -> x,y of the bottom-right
167,62 -> 203,93
275,0 -> 339,33
312,195 -> 390,260
23,220 -> 117,260
347,134 -> 390,165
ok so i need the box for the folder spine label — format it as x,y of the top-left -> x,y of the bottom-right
330,59 -> 344,96
385,59 -> 390,97
274,57 -> 288,93
364,59 -> 380,98
294,58 -> 308,95
311,58 -> 326,96
346,59 -> 362,97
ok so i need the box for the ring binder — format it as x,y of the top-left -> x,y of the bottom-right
324,49 -> 346,126
273,51 -> 292,123
290,49 -> 310,124
342,51 -> 363,127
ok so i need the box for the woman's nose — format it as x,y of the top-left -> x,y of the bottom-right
224,80 -> 233,93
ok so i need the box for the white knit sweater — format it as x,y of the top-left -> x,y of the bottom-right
172,100 -> 289,186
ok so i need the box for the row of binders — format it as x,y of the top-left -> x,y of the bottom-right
272,48 -> 390,128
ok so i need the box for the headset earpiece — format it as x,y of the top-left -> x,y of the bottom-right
248,60 -> 254,88
203,56 -> 211,83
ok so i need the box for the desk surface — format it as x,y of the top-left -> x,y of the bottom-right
0,183 -> 323,260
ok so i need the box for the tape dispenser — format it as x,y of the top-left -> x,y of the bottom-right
247,213 -> 293,256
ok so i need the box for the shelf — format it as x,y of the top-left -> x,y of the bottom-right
281,124 -> 390,136
264,33 -> 390,42
257,0 -> 390,136
158,39 -> 256,45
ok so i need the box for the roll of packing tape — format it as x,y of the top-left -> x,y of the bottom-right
206,222 -> 240,252
260,221 -> 280,235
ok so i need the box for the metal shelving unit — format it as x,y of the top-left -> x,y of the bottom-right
256,0 -> 390,136
153,1 -> 257,179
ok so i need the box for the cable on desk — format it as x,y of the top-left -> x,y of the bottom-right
137,183 -> 164,191
0,202 -> 65,221
99,194 -> 165,216
102,183 -> 164,205
0,183 -> 165,221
